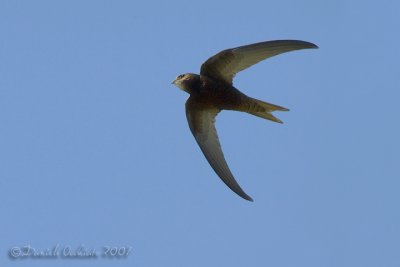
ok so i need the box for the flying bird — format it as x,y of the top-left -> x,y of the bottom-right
172,40 -> 318,201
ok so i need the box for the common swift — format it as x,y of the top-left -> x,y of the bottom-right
172,40 -> 318,201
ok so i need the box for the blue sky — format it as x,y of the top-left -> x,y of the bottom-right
1,0 -> 399,266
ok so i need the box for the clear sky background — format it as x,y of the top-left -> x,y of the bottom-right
1,0 -> 399,266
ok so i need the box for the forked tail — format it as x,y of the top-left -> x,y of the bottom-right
244,97 -> 289,123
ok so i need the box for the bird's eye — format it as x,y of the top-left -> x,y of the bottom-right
177,74 -> 185,79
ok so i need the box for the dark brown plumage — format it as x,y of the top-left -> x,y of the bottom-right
173,40 -> 318,201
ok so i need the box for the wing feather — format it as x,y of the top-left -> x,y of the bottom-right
200,40 -> 318,84
185,98 -> 253,201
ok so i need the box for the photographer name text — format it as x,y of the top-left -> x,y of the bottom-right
9,244 -> 133,259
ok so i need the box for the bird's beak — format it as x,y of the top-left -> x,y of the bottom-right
171,79 -> 176,85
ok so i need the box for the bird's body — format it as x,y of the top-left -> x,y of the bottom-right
173,40 -> 318,201
181,74 -> 243,110
181,73 -> 288,120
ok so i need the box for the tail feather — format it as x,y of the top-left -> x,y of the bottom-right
255,98 -> 289,112
251,111 -> 284,124
245,97 -> 289,124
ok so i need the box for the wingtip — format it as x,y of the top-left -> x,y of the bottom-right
231,187 -> 254,201
296,40 -> 318,49
307,42 -> 319,49
242,194 -> 254,202
280,40 -> 318,49
233,187 -> 253,201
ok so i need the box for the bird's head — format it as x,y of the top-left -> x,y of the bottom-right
172,73 -> 200,94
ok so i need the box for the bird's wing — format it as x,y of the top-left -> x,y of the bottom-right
185,97 -> 253,201
200,40 -> 318,85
